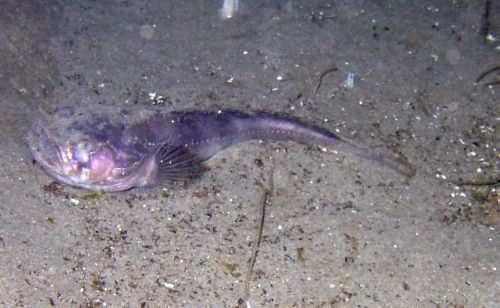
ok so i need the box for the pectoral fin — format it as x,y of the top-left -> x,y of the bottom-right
155,144 -> 206,185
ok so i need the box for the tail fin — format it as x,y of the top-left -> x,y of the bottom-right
333,140 -> 416,177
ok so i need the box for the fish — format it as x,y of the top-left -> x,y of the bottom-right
27,106 -> 415,191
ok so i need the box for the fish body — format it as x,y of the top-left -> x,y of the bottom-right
28,106 -> 414,191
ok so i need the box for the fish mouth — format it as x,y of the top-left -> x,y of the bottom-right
28,118 -> 82,186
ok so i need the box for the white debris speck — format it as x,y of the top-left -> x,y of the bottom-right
69,198 -> 79,205
435,173 -> 447,180
219,0 -> 239,19
485,33 -> 497,43
345,72 -> 355,88
476,167 -> 483,173
277,224 -> 283,230
162,282 -> 175,289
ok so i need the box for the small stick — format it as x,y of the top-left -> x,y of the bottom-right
480,0 -> 492,42
314,66 -> 338,96
475,65 -> 500,83
447,176 -> 500,187
240,163 -> 274,305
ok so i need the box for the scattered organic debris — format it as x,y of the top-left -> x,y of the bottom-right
161,189 -> 170,198
222,261 -> 240,278
447,176 -> 500,187
313,66 -> 338,96
479,0 -> 492,43
79,190 -> 104,200
297,247 -> 306,263
42,181 -> 65,196
475,65 -> 500,87
240,163 -> 274,304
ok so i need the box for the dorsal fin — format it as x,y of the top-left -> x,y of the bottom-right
155,143 -> 206,185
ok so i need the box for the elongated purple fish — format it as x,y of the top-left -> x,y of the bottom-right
28,106 -> 414,191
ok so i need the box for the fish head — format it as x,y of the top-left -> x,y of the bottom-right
28,107 -> 145,191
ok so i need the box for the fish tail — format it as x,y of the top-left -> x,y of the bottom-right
231,112 -> 416,177
333,140 -> 416,177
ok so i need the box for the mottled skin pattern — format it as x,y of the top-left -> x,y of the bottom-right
28,107 -> 414,191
